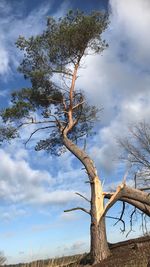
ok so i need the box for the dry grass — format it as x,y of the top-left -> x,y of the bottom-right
4,254 -> 84,267
4,235 -> 150,267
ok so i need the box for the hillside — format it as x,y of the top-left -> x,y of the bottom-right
4,235 -> 150,267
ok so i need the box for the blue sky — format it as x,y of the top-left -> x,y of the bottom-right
0,0 -> 150,264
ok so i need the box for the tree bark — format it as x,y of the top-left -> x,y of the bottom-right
63,135 -> 150,263
122,185 -> 150,205
63,135 -> 110,263
104,185 -> 150,216
90,176 -> 110,264
90,217 -> 109,264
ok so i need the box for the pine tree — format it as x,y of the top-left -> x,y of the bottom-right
1,10 -> 150,265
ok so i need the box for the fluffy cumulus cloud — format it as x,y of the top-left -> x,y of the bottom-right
77,0 -> 150,174
0,148 -> 82,219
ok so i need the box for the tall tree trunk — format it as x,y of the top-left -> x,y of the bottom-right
63,135 -> 110,263
90,217 -> 109,263
90,176 -> 110,264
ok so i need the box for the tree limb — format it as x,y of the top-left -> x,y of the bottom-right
72,101 -> 85,110
104,185 -> 150,206
75,192 -> 90,203
51,69 -> 73,77
106,215 -> 125,233
126,206 -> 137,237
17,120 -> 57,130
138,187 -> 150,191
24,125 -> 56,146
102,183 -> 125,218
64,207 -> 91,215
113,201 -> 125,229
104,192 -> 150,216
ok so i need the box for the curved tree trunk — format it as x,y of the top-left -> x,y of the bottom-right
63,135 -> 110,263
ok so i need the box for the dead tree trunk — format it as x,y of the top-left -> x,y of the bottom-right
104,185 -> 150,216
90,217 -> 109,263
90,176 -> 110,263
63,135 -> 110,264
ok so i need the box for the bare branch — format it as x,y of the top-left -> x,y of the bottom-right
101,183 -> 125,218
106,215 -> 125,233
138,187 -> 150,191
104,184 -> 150,206
75,192 -> 90,203
17,119 -> 57,130
104,192 -> 150,216
114,201 -> 126,230
62,95 -> 67,112
24,126 -> 56,146
72,101 -> 85,110
64,207 -> 91,215
0,251 -> 6,265
83,138 -> 87,151
51,69 -> 73,77
126,207 -> 136,237
122,171 -> 128,184
144,213 -> 148,234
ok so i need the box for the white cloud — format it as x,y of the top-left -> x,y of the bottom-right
0,50 -> 9,75
69,240 -> 86,252
0,142 -> 90,223
0,206 -> 27,222
0,1 -> 51,77
60,240 -> 88,255
0,0 -> 70,78
77,0 -> 150,173
110,0 -> 150,67
59,212 -> 79,221
0,148 -> 81,210
53,1 -> 70,19
0,149 -> 51,201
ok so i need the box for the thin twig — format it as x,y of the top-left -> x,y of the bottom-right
24,126 -> 55,146
72,101 -> 85,110
64,207 -> 91,215
106,215 -> 126,233
114,201 -> 126,233
75,192 -> 90,203
126,207 -> 136,237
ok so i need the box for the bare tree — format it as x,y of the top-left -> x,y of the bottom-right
119,122 -> 150,191
0,252 -> 6,266
116,122 -> 150,235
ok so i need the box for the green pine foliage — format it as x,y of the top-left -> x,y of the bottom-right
1,10 -> 109,155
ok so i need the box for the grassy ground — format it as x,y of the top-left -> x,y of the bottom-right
4,235 -> 150,267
